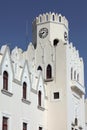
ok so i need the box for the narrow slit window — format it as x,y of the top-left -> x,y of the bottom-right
38,90 -> 42,106
23,82 -> 27,99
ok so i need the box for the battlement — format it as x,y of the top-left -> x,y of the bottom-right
69,42 -> 83,62
33,12 -> 68,29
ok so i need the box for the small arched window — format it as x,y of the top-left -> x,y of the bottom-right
3,71 -> 8,90
37,66 -> 42,71
23,82 -> 27,99
46,64 -> 52,79
38,90 -> 41,106
59,16 -> 61,22
75,118 -> 78,126
71,68 -> 73,80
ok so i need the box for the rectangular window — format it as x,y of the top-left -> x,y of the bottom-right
54,92 -> 59,99
2,117 -> 8,130
23,122 -> 27,130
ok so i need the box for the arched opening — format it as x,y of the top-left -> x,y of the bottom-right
53,39 -> 59,46
46,64 -> 52,79
23,122 -> 27,130
59,16 -> 61,22
2,117 -> 8,130
23,82 -> 27,99
75,118 -> 78,126
37,66 -> 42,71
3,71 -> 8,90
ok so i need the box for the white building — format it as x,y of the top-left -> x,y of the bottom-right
0,12 -> 85,130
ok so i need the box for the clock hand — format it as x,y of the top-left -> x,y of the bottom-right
41,31 -> 45,34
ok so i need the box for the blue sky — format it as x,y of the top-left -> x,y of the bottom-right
0,0 -> 87,96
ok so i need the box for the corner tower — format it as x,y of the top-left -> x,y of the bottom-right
32,12 -> 69,47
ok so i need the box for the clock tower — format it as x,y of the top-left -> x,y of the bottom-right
32,12 -> 69,48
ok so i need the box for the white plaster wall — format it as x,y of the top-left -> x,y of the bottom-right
45,40 -> 68,130
66,43 -> 85,130
0,78 -> 46,130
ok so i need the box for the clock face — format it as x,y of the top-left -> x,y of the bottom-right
39,28 -> 48,38
64,32 -> 68,41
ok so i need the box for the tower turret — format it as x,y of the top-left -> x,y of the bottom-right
32,12 -> 69,47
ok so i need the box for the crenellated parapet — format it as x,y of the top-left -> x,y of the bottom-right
33,12 -> 68,29
68,42 -> 83,63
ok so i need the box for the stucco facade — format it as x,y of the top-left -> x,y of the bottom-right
0,12 -> 85,130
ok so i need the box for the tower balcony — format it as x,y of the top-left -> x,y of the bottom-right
71,80 -> 85,95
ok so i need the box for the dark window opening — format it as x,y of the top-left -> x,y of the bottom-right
23,122 -> 27,130
39,127 -> 42,130
53,39 -> 59,46
59,16 -> 61,22
23,82 -> 27,99
53,15 -> 55,21
54,92 -> 59,99
2,117 -> 8,130
3,71 -> 8,90
75,118 -> 78,126
46,64 -> 52,79
37,66 -> 42,71
38,91 -> 41,106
